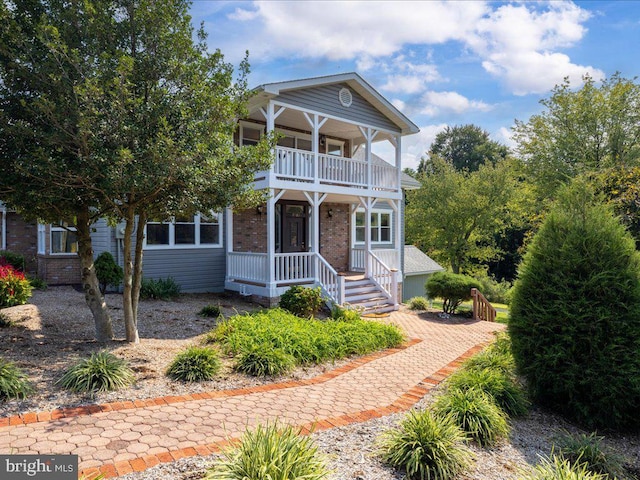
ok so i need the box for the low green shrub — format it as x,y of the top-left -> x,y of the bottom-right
199,304 -> 222,318
445,367 -> 529,417
207,423 -> 329,480
0,357 -> 32,400
234,345 -> 295,377
167,346 -> 221,382
330,304 -> 362,322
434,387 -> 510,447
0,250 -> 25,272
279,285 -> 324,318
474,273 -> 512,305
57,351 -> 135,393
94,252 -> 123,294
27,276 -> 47,291
0,264 -> 33,307
553,431 -> 628,479
462,341 -> 516,377
520,455 -> 608,480
140,277 -> 181,300
408,296 -> 430,310
425,272 -> 481,314
378,409 -> 473,480
210,309 -> 404,376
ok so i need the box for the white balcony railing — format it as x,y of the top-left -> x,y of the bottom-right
272,146 -> 398,191
350,248 -> 398,271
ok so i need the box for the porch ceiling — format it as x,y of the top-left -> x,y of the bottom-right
247,108 -> 394,145
275,190 -> 366,205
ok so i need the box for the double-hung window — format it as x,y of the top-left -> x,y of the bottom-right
145,213 -> 222,248
41,222 -> 78,254
353,210 -> 392,245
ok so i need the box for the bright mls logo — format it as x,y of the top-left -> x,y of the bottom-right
1,455 -> 78,480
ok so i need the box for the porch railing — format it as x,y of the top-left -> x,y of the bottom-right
272,146 -> 398,192
275,252 -> 314,283
227,252 -> 269,283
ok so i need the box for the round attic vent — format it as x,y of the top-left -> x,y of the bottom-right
339,87 -> 353,107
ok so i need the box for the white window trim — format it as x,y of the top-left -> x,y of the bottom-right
143,213 -> 223,250
352,209 -> 393,246
239,121 -> 265,146
326,139 -> 344,156
275,128 -> 312,150
48,223 -> 78,256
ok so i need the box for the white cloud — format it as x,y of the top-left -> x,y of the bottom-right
494,126 -> 517,150
401,124 -> 449,170
228,8 -> 259,21
420,91 -> 493,116
471,2 -> 605,94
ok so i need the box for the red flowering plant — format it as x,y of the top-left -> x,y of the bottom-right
0,264 -> 32,307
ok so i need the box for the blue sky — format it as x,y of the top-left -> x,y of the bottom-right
189,1 -> 640,169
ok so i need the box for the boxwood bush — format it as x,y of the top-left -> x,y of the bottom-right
509,181 -> 640,431
425,272 -> 481,314
279,285 -> 324,318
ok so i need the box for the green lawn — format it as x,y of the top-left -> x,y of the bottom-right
427,299 -> 509,324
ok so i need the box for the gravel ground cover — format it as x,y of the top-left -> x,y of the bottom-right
1,286 -> 638,479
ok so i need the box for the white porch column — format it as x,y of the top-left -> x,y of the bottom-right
394,134 -> 402,193
266,190 -> 277,297
303,191 -> 327,282
225,207 -> 233,283
364,197 -> 372,276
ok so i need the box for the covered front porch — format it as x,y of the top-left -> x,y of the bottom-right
224,190 -> 401,311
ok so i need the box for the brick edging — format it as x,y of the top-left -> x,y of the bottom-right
0,338 -> 422,429
81,340 -> 491,480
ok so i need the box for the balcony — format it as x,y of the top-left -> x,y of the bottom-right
270,147 -> 399,192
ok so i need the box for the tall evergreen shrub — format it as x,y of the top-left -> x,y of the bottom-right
509,180 -> 640,430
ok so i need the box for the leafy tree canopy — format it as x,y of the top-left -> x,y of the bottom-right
418,124 -> 508,174
513,73 -> 640,200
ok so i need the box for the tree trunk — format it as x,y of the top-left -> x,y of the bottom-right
122,208 -> 139,343
76,208 -> 113,341
131,211 -> 146,323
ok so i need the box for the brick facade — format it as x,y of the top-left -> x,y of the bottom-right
233,207 -> 267,253
319,202 -> 350,272
4,212 -> 38,273
37,254 -> 82,285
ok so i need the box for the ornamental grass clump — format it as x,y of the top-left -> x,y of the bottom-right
408,296 -> 430,311
234,345 -> 295,377
57,351 -> 134,393
446,365 -> 529,417
553,431 -> 629,480
199,304 -> 222,318
378,409 -> 473,480
433,387 -> 510,447
0,357 -> 32,400
207,423 -> 330,480
520,455 -> 608,480
167,346 -> 221,382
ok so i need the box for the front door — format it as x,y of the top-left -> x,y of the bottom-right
281,202 -> 308,253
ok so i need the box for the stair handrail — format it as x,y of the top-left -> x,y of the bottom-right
368,250 -> 395,303
316,253 -> 345,306
471,288 -> 496,322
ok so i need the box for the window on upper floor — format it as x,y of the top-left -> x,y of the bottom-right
145,213 -> 222,249
353,209 -> 392,245
239,122 -> 263,146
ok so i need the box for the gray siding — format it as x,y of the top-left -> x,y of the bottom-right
277,83 -> 400,132
91,219 -> 112,258
403,274 -> 431,302
142,248 -> 225,293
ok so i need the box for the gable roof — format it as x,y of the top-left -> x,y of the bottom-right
252,72 -> 419,136
404,245 -> 445,275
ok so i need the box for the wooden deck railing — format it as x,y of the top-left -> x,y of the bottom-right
471,288 -> 496,322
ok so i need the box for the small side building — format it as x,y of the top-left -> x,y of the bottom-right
402,245 -> 444,302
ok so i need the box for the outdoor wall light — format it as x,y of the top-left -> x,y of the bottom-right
327,208 -> 333,218
256,205 -> 264,215
319,134 -> 326,147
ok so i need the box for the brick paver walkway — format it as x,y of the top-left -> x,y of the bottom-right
0,311 -> 504,479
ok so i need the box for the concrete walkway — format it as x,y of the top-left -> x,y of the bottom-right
0,311 -> 504,479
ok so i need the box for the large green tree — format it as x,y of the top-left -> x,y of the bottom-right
513,73 -> 640,200
418,124 -> 508,174
406,158 -> 519,274
0,0 -> 273,343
